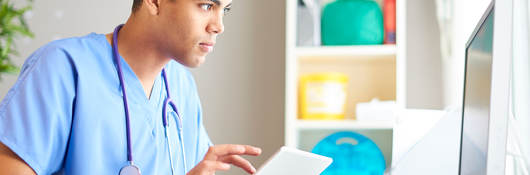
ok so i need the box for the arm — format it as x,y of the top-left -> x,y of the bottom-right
0,142 -> 36,175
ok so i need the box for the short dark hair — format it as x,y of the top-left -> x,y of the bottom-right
132,0 -> 142,12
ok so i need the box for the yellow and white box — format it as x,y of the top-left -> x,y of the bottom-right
299,72 -> 348,120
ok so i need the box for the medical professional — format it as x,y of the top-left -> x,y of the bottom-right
0,0 -> 262,174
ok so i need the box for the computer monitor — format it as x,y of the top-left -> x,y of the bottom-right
458,0 -> 513,175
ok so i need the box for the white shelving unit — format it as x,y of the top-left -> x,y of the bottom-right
284,0 -> 408,169
296,120 -> 394,130
296,45 -> 397,57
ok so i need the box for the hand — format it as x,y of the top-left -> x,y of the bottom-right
186,144 -> 262,175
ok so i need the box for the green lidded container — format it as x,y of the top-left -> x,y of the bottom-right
321,0 -> 384,45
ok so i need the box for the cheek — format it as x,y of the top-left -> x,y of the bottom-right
158,8 -> 211,61
174,17 -> 204,44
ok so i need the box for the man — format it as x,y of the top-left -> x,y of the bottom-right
0,0 -> 261,174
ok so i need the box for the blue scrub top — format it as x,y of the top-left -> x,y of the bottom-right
0,33 -> 212,174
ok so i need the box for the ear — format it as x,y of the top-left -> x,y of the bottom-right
143,0 -> 161,15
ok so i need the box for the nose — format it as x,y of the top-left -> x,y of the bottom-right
206,12 -> 224,34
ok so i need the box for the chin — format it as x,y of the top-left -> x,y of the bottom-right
177,56 -> 205,68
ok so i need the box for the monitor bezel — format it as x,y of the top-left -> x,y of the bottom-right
459,2 -> 494,174
459,0 -> 513,174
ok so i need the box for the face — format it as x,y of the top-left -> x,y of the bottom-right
154,0 -> 232,67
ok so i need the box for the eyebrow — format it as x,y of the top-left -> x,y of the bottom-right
208,0 -> 221,6
207,0 -> 232,8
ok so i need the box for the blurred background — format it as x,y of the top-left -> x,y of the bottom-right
1,0 -> 529,174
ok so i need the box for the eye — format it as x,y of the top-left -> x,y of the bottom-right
200,4 -> 213,11
223,7 -> 231,14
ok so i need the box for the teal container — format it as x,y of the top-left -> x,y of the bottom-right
312,131 -> 386,175
321,0 -> 384,45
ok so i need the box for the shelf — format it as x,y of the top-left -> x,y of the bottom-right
295,119 -> 394,130
295,45 -> 397,57
297,129 -> 393,167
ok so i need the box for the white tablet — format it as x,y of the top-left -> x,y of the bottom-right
255,146 -> 333,175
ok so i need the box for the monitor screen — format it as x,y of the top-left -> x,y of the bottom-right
459,7 -> 494,175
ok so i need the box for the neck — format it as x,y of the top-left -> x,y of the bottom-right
107,18 -> 170,99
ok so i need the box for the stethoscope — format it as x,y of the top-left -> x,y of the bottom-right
112,24 -> 187,175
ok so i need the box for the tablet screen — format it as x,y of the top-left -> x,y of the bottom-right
256,147 -> 332,175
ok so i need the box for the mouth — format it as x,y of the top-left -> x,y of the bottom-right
199,42 -> 215,53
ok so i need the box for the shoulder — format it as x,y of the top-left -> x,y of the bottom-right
19,33 -> 106,79
35,33 -> 104,55
35,33 -> 106,62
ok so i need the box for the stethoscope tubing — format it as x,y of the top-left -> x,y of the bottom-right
113,24 -> 186,175
112,24 -> 134,163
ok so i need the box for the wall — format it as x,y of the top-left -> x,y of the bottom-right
403,0 -> 492,110
443,0 -> 491,108
1,0 -> 131,93
2,0 -> 285,174
404,0 -> 444,109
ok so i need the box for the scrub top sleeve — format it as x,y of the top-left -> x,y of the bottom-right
0,45 -> 77,174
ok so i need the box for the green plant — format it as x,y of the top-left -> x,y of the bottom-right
0,0 -> 33,78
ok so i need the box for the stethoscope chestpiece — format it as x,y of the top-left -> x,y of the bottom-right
120,163 -> 141,175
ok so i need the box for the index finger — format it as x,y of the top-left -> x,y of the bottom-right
204,144 -> 262,160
